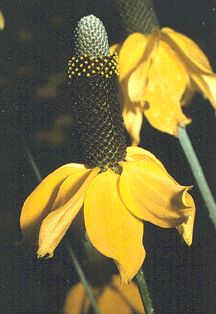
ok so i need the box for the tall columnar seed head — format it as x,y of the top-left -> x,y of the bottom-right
113,0 -> 159,35
74,14 -> 110,57
68,15 -> 127,171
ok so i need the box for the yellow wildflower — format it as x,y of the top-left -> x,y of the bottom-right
20,146 -> 195,283
64,274 -> 145,314
111,28 -> 216,145
20,15 -> 196,283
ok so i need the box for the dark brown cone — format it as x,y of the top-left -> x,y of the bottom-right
68,72 -> 126,171
113,0 -> 159,35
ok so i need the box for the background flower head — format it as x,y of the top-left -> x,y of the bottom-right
112,27 -> 216,145
64,275 -> 145,314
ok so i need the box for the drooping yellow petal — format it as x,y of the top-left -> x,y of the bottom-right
127,57 -> 152,104
161,27 -> 212,72
125,147 -> 190,194
162,28 -> 216,109
119,160 -> 195,230
64,275 -> 145,314
142,40 -> 191,136
51,168 -> 92,210
181,79 -> 196,107
189,71 -> 216,110
84,169 -> 145,283
20,163 -> 85,242
126,146 -> 148,158
122,102 -> 143,146
126,146 -> 167,168
118,32 -> 155,82
126,146 -> 187,185
127,34 -> 158,104
127,145 -> 196,242
37,167 -> 100,258
117,33 -> 158,145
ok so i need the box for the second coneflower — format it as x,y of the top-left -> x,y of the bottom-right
112,0 -> 216,145
20,15 -> 195,283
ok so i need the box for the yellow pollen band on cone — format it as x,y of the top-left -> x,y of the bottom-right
67,53 -> 120,79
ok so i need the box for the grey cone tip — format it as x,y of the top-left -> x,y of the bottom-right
74,14 -> 110,57
78,14 -> 100,24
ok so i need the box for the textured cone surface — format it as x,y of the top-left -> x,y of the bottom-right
74,15 -> 109,58
69,74 -> 126,169
113,0 -> 159,35
69,15 -> 126,169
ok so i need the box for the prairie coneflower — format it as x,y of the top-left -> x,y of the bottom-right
20,15 -> 195,283
112,0 -> 216,145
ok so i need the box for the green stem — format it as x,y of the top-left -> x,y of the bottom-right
178,126 -> 216,228
65,239 -> 100,314
25,145 -> 42,182
25,146 -> 100,314
136,268 -> 155,314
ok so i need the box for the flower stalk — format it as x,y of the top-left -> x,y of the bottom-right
178,126 -> 216,228
65,238 -> 101,314
136,268 -> 155,314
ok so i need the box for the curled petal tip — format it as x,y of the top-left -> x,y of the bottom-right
181,186 -> 194,208
37,250 -> 54,259
115,261 -> 132,284
177,187 -> 195,246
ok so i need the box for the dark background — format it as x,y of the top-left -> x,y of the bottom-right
0,0 -> 216,313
